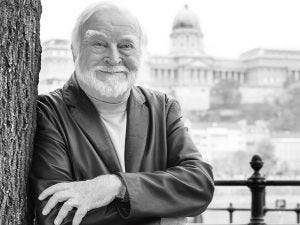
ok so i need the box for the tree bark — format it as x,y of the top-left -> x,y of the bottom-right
0,0 -> 42,224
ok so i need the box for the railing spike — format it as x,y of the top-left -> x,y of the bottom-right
250,155 -> 264,173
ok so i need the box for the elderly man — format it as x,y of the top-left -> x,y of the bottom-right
31,2 -> 214,225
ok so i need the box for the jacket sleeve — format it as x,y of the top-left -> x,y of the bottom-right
117,99 -> 215,219
30,99 -> 119,225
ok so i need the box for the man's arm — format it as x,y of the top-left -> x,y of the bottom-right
30,100 -> 124,225
117,99 -> 214,219
31,96 -> 214,224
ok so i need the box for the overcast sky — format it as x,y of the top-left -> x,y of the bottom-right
40,0 -> 300,58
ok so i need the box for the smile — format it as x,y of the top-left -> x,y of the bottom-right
98,70 -> 125,74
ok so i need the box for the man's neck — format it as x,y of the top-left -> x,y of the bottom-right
87,93 -> 128,115
85,89 -> 130,104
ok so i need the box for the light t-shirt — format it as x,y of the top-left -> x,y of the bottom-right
88,94 -> 127,172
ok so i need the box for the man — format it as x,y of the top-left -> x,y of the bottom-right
31,2 -> 214,225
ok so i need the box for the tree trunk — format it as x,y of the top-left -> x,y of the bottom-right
0,0 -> 42,224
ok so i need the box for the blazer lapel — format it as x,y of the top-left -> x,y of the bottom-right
125,87 -> 149,172
62,74 -> 122,173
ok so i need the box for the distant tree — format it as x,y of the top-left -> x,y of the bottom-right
241,103 -> 277,123
234,150 -> 253,176
210,79 -> 242,109
212,140 -> 278,178
0,1 -> 41,224
275,161 -> 291,176
211,150 -> 252,179
272,83 -> 300,131
253,139 -> 277,176
282,75 -> 295,89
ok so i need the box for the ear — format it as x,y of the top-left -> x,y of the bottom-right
71,44 -> 77,62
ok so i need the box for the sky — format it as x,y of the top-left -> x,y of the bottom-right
40,0 -> 300,58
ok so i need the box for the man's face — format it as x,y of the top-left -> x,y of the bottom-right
75,9 -> 142,100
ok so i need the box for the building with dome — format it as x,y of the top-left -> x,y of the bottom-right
148,5 -> 300,112
39,5 -> 300,112
37,6 -> 300,171
170,5 -> 204,56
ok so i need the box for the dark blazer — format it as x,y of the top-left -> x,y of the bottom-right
31,74 -> 214,225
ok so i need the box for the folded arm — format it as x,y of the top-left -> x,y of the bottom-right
31,103 -> 124,225
31,98 -> 214,224
117,99 -> 214,218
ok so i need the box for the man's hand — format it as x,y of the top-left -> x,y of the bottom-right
38,174 -> 123,225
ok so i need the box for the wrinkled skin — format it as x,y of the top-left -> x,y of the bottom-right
74,6 -> 142,103
39,175 -> 122,225
39,6 -> 142,225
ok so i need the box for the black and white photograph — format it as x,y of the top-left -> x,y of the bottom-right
1,0 -> 300,224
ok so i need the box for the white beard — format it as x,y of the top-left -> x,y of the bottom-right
75,62 -> 137,98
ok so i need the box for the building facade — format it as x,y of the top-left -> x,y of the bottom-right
148,5 -> 300,111
38,39 -> 73,94
38,5 -> 300,173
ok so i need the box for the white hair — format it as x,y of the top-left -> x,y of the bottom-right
71,2 -> 147,59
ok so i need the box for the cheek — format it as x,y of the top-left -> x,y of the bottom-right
123,55 -> 140,71
78,52 -> 89,69
78,49 -> 98,70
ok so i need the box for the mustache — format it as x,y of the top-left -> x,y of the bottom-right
94,66 -> 129,74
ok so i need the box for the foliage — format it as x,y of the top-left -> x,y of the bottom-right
271,83 -> 300,131
275,161 -> 291,176
211,151 -> 253,179
253,139 -> 277,176
203,79 -> 300,132
211,139 -> 279,178
210,79 -> 242,109
240,103 -> 277,123
199,81 -> 300,132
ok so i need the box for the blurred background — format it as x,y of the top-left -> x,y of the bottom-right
39,0 -> 300,223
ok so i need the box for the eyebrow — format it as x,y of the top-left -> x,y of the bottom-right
119,35 -> 139,43
84,30 -> 108,40
84,30 -> 139,43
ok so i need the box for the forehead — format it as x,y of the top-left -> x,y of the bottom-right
82,9 -> 141,38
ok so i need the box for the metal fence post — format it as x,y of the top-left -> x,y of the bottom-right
296,203 -> 300,223
248,155 -> 266,225
228,202 -> 234,224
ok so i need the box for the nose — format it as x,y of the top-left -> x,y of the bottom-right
104,45 -> 122,65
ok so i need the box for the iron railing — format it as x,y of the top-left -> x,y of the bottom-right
207,155 -> 300,224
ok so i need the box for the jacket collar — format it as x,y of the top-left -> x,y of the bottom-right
62,73 -> 148,173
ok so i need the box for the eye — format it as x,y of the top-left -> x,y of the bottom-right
93,41 -> 107,48
119,43 -> 134,50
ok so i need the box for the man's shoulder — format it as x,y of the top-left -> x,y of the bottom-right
38,88 -> 63,101
133,86 -> 178,107
37,88 -> 65,114
134,86 -> 183,123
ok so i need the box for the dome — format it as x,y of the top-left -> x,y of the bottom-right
172,5 -> 200,30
